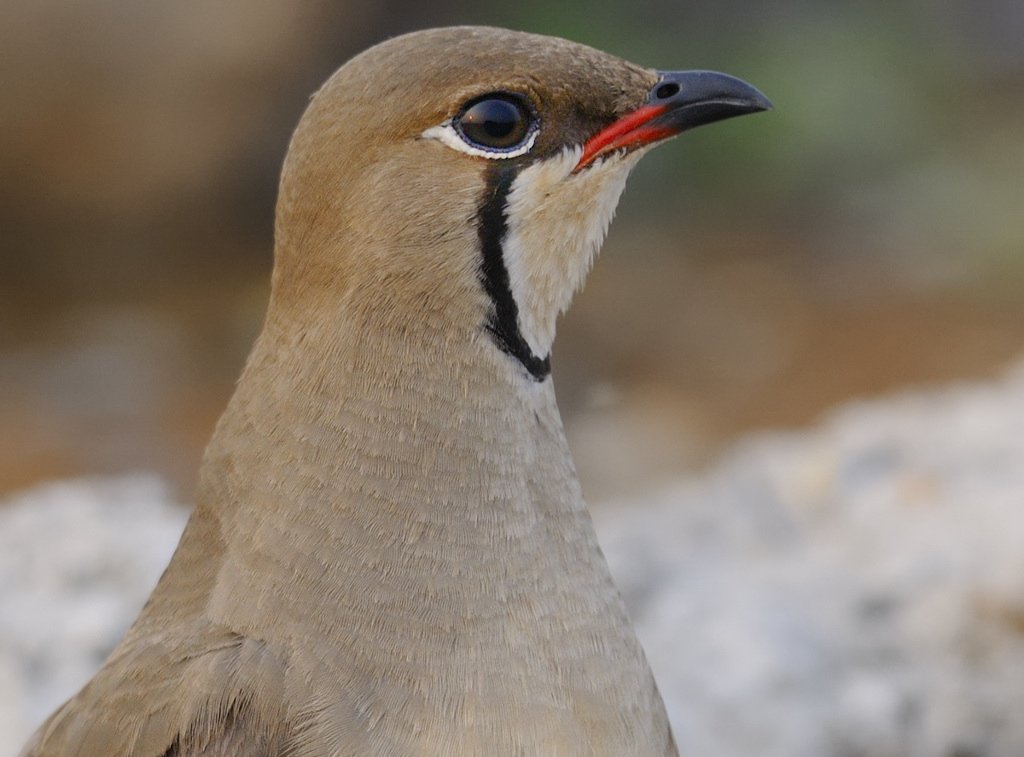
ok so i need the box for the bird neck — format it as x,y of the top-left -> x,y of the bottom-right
163,301 -> 662,755
188,297 -> 614,640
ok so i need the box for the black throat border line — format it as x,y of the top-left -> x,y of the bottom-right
477,166 -> 551,382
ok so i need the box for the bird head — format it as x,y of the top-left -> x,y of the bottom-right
271,26 -> 770,382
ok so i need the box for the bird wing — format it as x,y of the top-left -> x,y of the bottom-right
21,628 -> 292,757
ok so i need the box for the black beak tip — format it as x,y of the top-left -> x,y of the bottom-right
748,89 -> 774,113
650,70 -> 773,129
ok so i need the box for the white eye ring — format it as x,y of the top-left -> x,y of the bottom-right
420,119 -> 538,160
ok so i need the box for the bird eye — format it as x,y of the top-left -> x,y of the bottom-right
454,94 -> 536,153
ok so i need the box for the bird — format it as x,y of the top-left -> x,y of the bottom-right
21,25 -> 770,757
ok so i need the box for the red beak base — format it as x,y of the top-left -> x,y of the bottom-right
574,104 -> 673,172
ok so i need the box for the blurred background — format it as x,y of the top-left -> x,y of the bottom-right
2,0 -> 1024,505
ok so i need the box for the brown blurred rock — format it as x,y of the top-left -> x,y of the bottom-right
0,0 -> 387,293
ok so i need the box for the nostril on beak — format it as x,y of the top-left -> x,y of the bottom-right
654,82 -> 680,100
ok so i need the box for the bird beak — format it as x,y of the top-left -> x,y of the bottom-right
574,70 -> 772,172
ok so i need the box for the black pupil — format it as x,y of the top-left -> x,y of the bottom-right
457,97 -> 530,150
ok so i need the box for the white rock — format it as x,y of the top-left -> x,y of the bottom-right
596,362 -> 1024,757
0,474 -> 188,756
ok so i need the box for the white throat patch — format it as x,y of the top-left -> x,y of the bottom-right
502,146 -> 647,358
